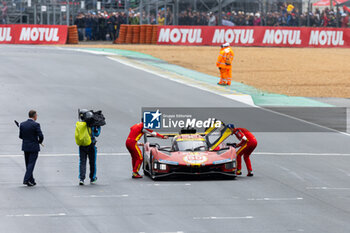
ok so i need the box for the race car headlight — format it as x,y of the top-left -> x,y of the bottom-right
225,161 -> 235,170
159,164 -> 167,170
153,162 -> 167,170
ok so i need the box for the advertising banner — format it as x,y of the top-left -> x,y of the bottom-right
157,26 -> 350,48
0,24 -> 68,44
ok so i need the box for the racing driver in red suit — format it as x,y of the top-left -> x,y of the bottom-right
227,124 -> 257,177
126,122 -> 168,178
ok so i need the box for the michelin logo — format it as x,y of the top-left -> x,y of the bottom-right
143,109 -> 162,129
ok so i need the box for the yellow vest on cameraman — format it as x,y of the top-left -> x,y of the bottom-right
75,121 -> 92,146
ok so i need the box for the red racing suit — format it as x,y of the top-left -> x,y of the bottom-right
126,123 -> 165,173
232,128 -> 257,172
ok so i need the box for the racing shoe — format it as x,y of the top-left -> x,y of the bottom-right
236,170 -> 242,175
132,172 -> 143,179
247,171 -> 254,177
79,180 -> 84,185
24,181 -> 35,187
217,82 -> 228,86
90,177 -> 98,184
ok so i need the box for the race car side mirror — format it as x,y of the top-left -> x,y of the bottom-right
226,143 -> 237,148
149,143 -> 160,148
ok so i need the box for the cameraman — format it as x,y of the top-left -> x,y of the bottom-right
76,109 -> 101,185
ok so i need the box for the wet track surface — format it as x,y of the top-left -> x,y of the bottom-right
0,45 -> 350,233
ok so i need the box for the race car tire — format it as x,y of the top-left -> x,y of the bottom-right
149,152 -> 155,178
143,162 -> 150,177
142,155 -> 146,173
149,152 -> 159,180
225,172 -> 237,180
228,175 -> 237,180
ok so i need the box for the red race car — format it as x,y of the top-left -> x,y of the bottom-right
142,127 -> 237,180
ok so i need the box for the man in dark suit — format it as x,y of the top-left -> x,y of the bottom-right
19,110 -> 44,186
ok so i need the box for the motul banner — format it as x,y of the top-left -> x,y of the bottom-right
157,26 -> 350,48
0,24 -> 67,44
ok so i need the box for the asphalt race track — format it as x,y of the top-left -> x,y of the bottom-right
1,45 -> 350,233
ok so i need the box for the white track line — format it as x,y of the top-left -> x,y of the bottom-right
107,56 -> 256,106
106,55 -> 350,136
73,194 -> 128,198
248,197 -> 303,201
306,187 -> 350,190
72,49 -> 116,56
261,107 -> 350,137
69,48 -> 255,105
6,213 -> 66,217
193,216 -> 253,220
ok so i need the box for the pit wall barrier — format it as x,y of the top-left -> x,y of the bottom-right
156,26 -> 350,48
114,24 -> 158,44
0,24 -> 68,44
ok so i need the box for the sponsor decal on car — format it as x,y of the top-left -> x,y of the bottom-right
213,159 -> 232,165
183,152 -> 208,165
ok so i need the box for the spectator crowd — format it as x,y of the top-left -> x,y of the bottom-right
74,11 -> 127,41
74,3 -> 350,41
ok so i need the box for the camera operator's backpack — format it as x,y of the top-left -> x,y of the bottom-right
75,121 -> 92,146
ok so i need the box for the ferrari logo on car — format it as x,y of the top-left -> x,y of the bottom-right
183,153 -> 208,165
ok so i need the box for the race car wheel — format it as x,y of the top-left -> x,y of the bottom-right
226,172 -> 237,180
228,175 -> 237,180
149,152 -> 157,180
142,154 -> 147,174
143,161 -> 150,177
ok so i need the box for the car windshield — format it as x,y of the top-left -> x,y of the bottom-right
175,140 -> 208,151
